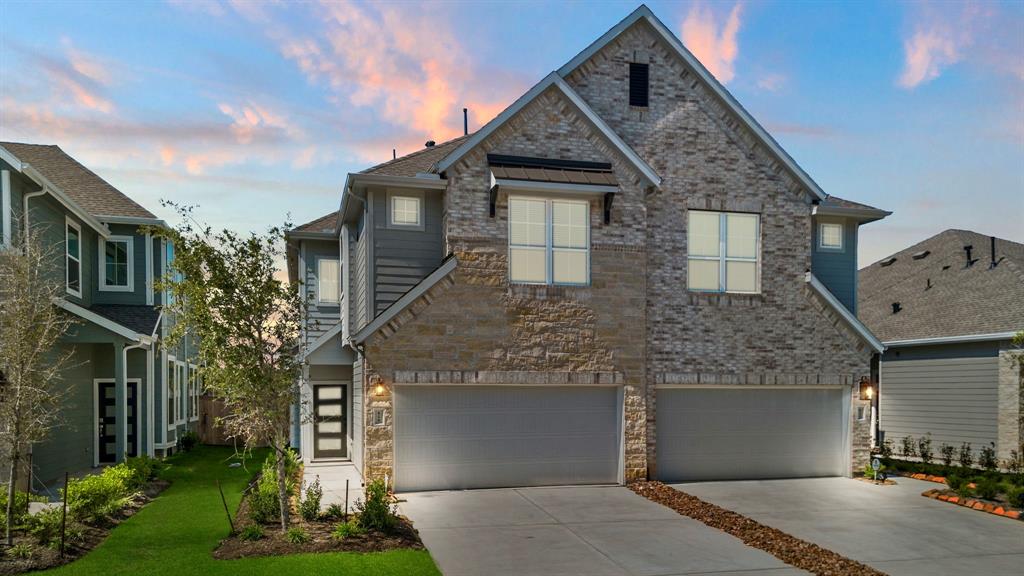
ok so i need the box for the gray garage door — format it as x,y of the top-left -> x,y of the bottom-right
656,387 -> 846,482
394,385 -> 620,492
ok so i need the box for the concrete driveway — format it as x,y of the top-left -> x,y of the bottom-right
678,477 -> 1024,576
400,485 -> 806,576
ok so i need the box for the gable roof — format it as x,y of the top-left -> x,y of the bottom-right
815,195 -> 891,223
555,5 -> 827,201
0,142 -> 156,220
291,211 -> 338,235
858,229 -> 1024,343
363,135 -> 471,177
434,72 -> 662,187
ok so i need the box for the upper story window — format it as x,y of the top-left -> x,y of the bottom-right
387,190 -> 424,229
818,222 -> 844,251
508,196 -> 589,286
687,210 -> 760,294
65,217 -> 82,297
99,236 -> 134,292
629,62 -> 649,107
317,258 -> 340,304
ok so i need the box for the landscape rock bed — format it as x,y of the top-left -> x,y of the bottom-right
629,481 -> 886,576
922,488 -> 1022,520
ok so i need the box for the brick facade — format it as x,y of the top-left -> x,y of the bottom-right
357,18 -> 874,485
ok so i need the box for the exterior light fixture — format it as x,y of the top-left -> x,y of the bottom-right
374,383 -> 386,396
859,379 -> 874,401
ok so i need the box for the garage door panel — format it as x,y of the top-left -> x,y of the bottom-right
395,386 -> 619,492
656,388 -> 845,482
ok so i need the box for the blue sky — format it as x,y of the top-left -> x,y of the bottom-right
1,0 -> 1021,267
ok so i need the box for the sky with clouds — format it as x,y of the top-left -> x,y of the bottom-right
1,0 -> 1021,268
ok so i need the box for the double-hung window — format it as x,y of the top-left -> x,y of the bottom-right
66,218 -> 82,297
99,236 -> 133,291
508,196 -> 589,285
317,258 -> 340,304
687,210 -> 760,293
166,357 -> 177,430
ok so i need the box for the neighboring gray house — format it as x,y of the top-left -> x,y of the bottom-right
0,142 -> 199,492
859,230 -> 1024,461
287,5 -> 887,492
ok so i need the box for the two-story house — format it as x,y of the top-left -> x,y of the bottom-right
286,5 -> 888,492
0,142 -> 199,492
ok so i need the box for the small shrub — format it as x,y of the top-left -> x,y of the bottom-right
955,480 -> 974,499
299,477 -> 323,522
322,503 -> 345,521
958,442 -> 974,469
879,438 -> 894,459
248,456 -> 296,524
917,434 -> 934,465
0,486 -> 40,528
286,526 -> 311,544
124,455 -> 164,487
862,462 -> 885,478
178,430 -> 199,452
1007,448 -> 1024,486
5,543 -> 34,560
283,449 -> 301,477
238,524 -> 264,541
979,443 -> 998,471
975,476 -> 1000,500
356,479 -> 397,533
939,443 -> 955,468
900,435 -> 916,458
28,508 -> 85,549
945,475 -> 967,493
332,518 -> 365,540
63,468 -> 134,523
1007,486 -> 1024,509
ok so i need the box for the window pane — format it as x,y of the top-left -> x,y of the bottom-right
726,213 -> 758,258
392,196 -> 420,226
552,201 -> 587,248
688,259 -> 720,291
553,250 -> 587,284
688,211 -> 720,257
821,223 -> 842,248
319,259 -> 340,302
105,240 -> 129,286
726,260 -> 758,292
509,248 -> 546,283
509,198 -> 546,246
67,259 -> 80,291
66,225 -> 79,257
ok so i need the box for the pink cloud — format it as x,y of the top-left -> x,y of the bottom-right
681,2 -> 743,84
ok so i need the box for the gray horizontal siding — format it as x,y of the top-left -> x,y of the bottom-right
371,189 -> 443,317
880,355 -> 999,451
811,217 -> 857,313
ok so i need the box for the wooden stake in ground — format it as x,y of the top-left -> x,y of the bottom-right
60,472 -> 69,559
217,479 -> 235,534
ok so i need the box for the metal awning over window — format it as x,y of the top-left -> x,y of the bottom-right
487,154 -> 618,222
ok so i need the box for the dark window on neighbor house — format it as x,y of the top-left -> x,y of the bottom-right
629,63 -> 649,107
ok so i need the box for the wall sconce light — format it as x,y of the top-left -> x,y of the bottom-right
374,383 -> 386,396
859,379 -> 874,401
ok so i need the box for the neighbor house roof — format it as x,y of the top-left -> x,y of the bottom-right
292,211 -> 339,235
858,230 -> 1024,344
0,142 -> 157,220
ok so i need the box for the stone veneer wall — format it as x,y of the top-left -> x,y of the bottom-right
997,343 -> 1023,461
562,19 -> 873,475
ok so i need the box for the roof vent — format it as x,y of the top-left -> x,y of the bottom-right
880,257 -> 897,267
942,264 -> 951,271
912,250 -> 930,260
926,278 -> 932,290
892,302 -> 902,314
425,140 -> 436,148
964,244 -> 975,267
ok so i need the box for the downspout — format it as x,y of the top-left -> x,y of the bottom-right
22,188 -> 47,244
147,312 -> 162,457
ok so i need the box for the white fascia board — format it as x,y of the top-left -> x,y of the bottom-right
303,321 -> 343,359
884,331 -> 1019,347
557,6 -> 826,201
98,215 -> 169,228
494,178 -> 618,195
22,165 -> 110,237
54,297 -> 147,342
352,256 -> 458,344
812,204 -> 892,223
0,146 -> 24,171
805,272 -> 885,353
435,72 -> 660,188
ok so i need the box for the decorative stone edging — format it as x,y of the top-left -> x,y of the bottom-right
902,472 -> 948,484
629,481 -> 885,576
922,488 -> 1022,520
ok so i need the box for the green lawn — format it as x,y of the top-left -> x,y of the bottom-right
44,445 -> 440,576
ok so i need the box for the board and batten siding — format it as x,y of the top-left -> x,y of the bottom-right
811,216 -> 858,314
880,342 -> 1000,453
351,357 -> 364,473
351,221 -> 369,330
370,189 -> 444,317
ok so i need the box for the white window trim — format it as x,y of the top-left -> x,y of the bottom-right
818,221 -> 844,251
188,363 -> 200,422
165,354 -> 177,432
1,169 -> 11,249
316,257 -> 341,305
175,360 -> 187,426
386,189 -> 425,231
687,210 -> 761,294
508,195 -> 591,287
65,217 -> 82,298
98,235 -> 135,292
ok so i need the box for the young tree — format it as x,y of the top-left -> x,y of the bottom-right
0,223 -> 75,546
151,204 -> 305,531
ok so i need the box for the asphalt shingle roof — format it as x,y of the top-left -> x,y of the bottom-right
89,304 -> 162,336
858,229 -> 1024,342
292,211 -> 338,234
361,135 -> 471,177
0,142 -> 156,219
821,196 -> 886,212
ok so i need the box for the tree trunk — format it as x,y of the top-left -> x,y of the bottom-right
5,450 -> 19,547
275,441 -> 290,532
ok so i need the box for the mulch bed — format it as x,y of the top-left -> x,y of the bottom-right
854,476 -> 897,486
0,479 -> 170,576
629,481 -> 886,576
922,488 -> 1022,520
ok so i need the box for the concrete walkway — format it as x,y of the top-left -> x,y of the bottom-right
677,477 -> 1024,576
400,485 -> 807,576
302,461 -> 363,513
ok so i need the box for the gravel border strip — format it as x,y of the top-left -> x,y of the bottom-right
629,481 -> 886,576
